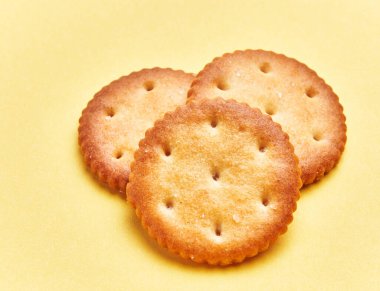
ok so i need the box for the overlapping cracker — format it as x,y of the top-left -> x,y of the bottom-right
127,98 -> 301,265
78,68 -> 194,193
188,50 -> 347,185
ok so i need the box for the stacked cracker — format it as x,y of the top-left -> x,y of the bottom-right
79,50 -> 346,265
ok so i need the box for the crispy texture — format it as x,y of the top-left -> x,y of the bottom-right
127,98 -> 301,265
188,50 -> 347,185
78,68 -> 194,193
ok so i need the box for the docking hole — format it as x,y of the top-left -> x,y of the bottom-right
114,150 -> 123,159
215,223 -> 222,236
210,117 -> 218,128
260,62 -> 271,73
165,199 -> 173,209
262,197 -> 269,206
265,104 -> 276,115
216,79 -> 229,91
306,87 -> 318,98
144,81 -> 155,91
259,143 -> 266,152
162,144 -> 171,157
212,169 -> 220,181
105,107 -> 115,117
313,132 -> 322,141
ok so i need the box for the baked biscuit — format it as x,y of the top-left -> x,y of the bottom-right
78,68 -> 194,193
127,98 -> 301,265
188,50 -> 346,185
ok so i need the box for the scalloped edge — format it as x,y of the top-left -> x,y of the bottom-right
78,67 -> 194,193
127,97 -> 301,266
187,49 -> 347,186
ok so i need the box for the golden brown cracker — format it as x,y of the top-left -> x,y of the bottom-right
127,98 -> 301,265
78,68 -> 194,193
188,50 -> 346,185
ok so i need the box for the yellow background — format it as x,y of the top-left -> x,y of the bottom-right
1,0 -> 379,290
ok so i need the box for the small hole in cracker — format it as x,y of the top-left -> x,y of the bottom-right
106,107 -> 115,117
306,87 -> 318,98
212,170 -> 220,181
262,197 -> 269,206
165,199 -> 174,209
259,144 -> 266,152
215,223 -> 222,236
313,132 -> 322,141
211,118 -> 218,128
115,150 -> 123,159
260,62 -> 271,74
265,104 -> 276,115
144,81 -> 155,91
163,144 -> 171,157
216,79 -> 229,91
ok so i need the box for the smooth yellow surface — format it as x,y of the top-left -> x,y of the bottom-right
1,0 -> 379,290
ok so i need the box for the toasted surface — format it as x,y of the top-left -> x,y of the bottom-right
127,98 -> 301,265
78,68 -> 194,193
188,50 -> 347,185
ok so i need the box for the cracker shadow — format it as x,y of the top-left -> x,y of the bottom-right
300,150 -> 347,196
74,134 -> 126,200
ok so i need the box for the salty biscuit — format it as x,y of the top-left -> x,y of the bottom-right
188,50 -> 347,185
78,68 -> 194,193
127,98 -> 301,265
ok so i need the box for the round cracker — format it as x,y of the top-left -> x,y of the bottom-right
78,68 -> 194,193
127,98 -> 301,265
188,50 -> 347,185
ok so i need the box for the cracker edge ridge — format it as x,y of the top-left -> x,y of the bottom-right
127,97 -> 302,265
187,49 -> 347,186
78,67 -> 195,193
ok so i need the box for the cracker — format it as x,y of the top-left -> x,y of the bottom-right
127,98 -> 301,265
78,68 -> 194,193
188,50 -> 347,185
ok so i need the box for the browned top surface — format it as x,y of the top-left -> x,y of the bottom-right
188,50 -> 346,185
79,68 -> 194,192
127,98 -> 301,265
